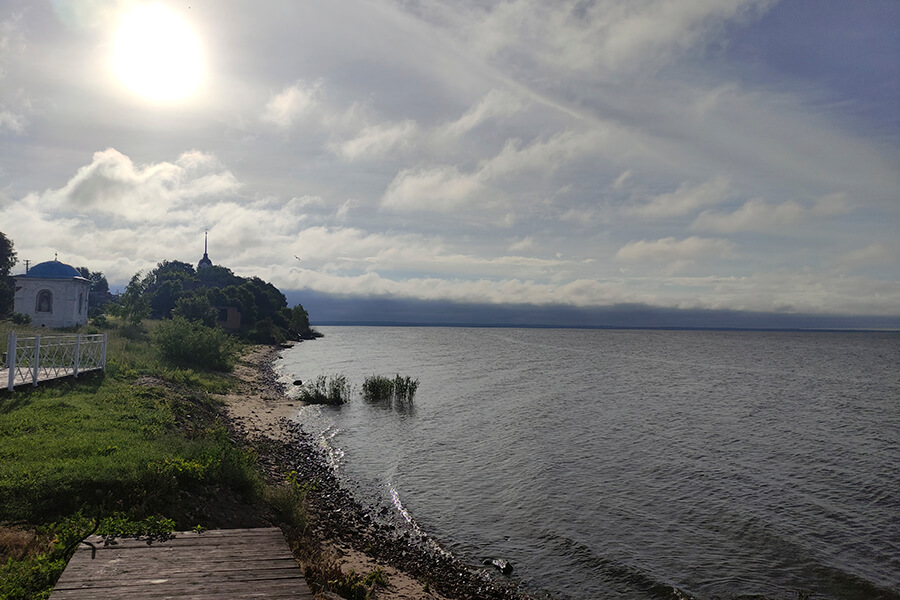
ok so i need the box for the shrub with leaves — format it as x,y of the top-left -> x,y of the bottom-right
152,316 -> 238,372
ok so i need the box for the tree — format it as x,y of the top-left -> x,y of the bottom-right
116,258 -> 312,341
109,272 -> 151,328
148,279 -> 184,319
285,304 -> 312,337
0,232 -> 17,317
172,293 -> 218,327
77,267 -> 109,293
0,232 -> 15,275
243,277 -> 288,325
196,264 -> 240,288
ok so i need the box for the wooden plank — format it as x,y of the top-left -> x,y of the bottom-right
50,527 -> 313,600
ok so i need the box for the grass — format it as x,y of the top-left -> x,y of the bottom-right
0,318 -> 269,599
0,317 -> 383,600
362,374 -> 420,406
297,374 -> 352,405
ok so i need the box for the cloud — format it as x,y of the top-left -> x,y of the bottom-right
282,268 -> 636,307
1,149 -> 246,282
381,128 -> 606,214
435,89 -> 525,140
478,130 -> 601,180
626,176 -> 730,218
508,237 -> 534,252
381,165 -> 487,211
41,148 -> 241,218
176,150 -> 222,170
261,80 -> 321,128
332,120 -> 418,161
615,236 -> 736,263
410,0 -> 775,76
612,170 -> 633,189
0,13 -> 25,79
835,243 -> 898,271
0,107 -> 27,133
692,192 -> 852,233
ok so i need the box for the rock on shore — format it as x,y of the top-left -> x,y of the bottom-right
223,345 -> 535,600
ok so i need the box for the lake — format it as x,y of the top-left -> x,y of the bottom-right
276,327 -> 900,600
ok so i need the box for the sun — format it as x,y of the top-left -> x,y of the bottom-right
113,4 -> 203,103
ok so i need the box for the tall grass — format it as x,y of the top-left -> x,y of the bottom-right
297,374 -> 352,405
362,374 -> 419,406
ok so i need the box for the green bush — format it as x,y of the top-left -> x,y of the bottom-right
11,312 -> 31,325
172,294 -> 218,327
152,316 -> 237,372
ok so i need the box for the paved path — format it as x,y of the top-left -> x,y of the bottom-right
50,527 -> 314,599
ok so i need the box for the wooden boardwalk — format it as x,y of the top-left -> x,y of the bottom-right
50,527 -> 314,599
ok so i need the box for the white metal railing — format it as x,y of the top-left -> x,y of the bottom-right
5,332 -> 107,391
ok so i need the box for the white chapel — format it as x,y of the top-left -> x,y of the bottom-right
13,259 -> 91,328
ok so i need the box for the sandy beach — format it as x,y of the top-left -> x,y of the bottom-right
222,344 -> 529,600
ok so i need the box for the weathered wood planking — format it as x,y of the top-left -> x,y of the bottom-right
50,527 -> 314,599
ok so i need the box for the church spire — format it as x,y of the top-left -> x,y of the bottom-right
198,230 -> 213,269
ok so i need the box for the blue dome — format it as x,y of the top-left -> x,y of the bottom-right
23,260 -> 85,279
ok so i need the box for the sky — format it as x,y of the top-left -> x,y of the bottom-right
1,0 -> 898,326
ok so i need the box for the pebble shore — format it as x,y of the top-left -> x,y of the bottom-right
227,345 -> 536,600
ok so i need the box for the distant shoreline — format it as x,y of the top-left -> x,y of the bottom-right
309,321 -> 900,333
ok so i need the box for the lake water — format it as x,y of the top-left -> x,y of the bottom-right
275,327 -> 900,600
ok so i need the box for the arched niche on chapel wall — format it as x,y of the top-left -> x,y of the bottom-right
36,290 -> 53,313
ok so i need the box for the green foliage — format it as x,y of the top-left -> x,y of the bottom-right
0,231 -> 15,317
149,279 -> 184,319
145,260 -> 195,288
249,317 -> 286,344
89,313 -> 108,328
153,316 -> 238,371
0,511 -> 176,599
362,374 -> 419,406
362,375 -> 394,402
284,304 -> 318,339
75,267 -> 109,294
0,553 -> 65,600
328,567 -> 389,600
0,324 -> 268,600
306,560 -> 389,600
298,374 -> 352,405
196,264 -> 240,288
265,470 -> 309,533
172,294 -> 218,326
0,231 -> 16,275
116,258 -> 307,342
108,272 -> 151,328
392,375 -> 419,402
53,511 -> 176,542
11,312 -> 31,325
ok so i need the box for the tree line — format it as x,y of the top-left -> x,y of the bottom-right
0,231 -> 316,343
112,259 -> 316,342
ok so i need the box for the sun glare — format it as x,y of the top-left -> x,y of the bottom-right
113,4 -> 203,103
